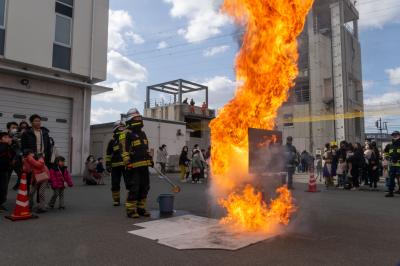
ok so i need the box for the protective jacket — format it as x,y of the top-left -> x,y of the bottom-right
106,132 -> 125,168
121,121 -> 152,169
387,139 -> 400,167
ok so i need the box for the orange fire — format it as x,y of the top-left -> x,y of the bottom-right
210,0 -> 313,232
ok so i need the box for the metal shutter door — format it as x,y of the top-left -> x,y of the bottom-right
0,87 -> 72,165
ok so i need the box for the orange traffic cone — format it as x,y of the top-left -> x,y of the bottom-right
6,173 -> 38,221
306,166 -> 320,193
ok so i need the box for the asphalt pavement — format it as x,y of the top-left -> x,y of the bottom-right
0,173 -> 399,266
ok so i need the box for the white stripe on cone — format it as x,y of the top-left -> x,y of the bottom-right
16,200 -> 29,207
20,179 -> 27,185
18,190 -> 28,196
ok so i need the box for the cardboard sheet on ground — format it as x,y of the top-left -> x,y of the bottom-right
128,215 -> 279,250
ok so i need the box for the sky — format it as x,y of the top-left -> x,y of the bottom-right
91,0 -> 400,134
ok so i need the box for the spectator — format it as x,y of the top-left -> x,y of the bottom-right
284,136 -> 298,189
6,122 -> 23,191
190,99 -> 195,113
323,143 -> 333,188
315,154 -> 323,182
23,150 -> 49,213
96,157 -> 106,185
346,143 -> 360,190
201,102 -> 207,116
0,132 -> 14,212
48,156 -> 73,210
183,98 -> 189,104
179,146 -> 190,182
156,145 -> 168,175
18,121 -> 29,134
21,114 -> 52,167
83,155 -> 98,185
191,150 -> 204,184
336,157 -> 347,188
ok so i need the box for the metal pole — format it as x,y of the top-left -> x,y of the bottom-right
146,87 -> 150,108
178,80 -> 183,104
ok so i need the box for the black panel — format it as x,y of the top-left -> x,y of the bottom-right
13,114 -> 27,119
41,117 -> 48,121
55,2 -> 73,17
52,44 -> 71,70
56,119 -> 68,123
0,29 -> 4,55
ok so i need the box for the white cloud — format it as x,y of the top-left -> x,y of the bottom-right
91,107 -> 123,124
364,91 -> 400,106
163,0 -> 231,42
203,45 -> 230,57
108,10 -> 133,51
107,50 -> 148,83
358,0 -> 400,29
204,76 -> 237,108
385,67 -> 400,85
157,41 -> 169,49
93,81 -> 141,104
125,32 -> 145,45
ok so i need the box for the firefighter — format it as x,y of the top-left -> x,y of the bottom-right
385,131 -> 400,197
121,108 -> 153,218
106,121 -> 126,206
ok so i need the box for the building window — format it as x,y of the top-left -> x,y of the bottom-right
294,86 -> 310,103
0,0 -> 6,55
52,0 -> 73,70
283,114 -> 294,127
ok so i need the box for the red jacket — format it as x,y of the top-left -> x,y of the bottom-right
23,154 -> 49,183
49,167 -> 73,189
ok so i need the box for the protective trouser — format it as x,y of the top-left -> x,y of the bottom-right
125,166 -> 150,217
111,166 -> 126,205
49,188 -> 65,208
388,167 -> 400,193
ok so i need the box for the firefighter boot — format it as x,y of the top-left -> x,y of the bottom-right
112,191 -> 121,206
137,199 -> 151,217
126,201 -> 140,218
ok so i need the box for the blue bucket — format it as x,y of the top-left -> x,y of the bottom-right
157,194 -> 174,214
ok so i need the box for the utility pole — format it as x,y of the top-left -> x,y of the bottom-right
375,118 -> 388,149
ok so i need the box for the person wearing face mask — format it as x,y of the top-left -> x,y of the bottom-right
121,108 -> 154,219
385,131 -> 400,197
6,122 -> 23,191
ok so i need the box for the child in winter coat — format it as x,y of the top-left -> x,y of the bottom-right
49,156 -> 73,209
23,150 -> 50,213
0,132 -> 14,212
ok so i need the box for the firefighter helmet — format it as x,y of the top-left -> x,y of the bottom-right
126,108 -> 142,121
112,120 -> 125,132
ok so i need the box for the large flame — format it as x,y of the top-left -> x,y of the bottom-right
210,0 -> 313,232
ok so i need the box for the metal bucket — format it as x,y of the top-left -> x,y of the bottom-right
157,194 -> 174,214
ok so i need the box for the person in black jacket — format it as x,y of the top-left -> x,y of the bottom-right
179,146 -> 190,182
0,132 -> 14,212
21,114 -> 52,167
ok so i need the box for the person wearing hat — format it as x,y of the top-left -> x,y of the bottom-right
106,121 -> 126,206
284,136 -> 298,189
386,131 -> 400,197
0,132 -> 14,212
121,108 -> 154,218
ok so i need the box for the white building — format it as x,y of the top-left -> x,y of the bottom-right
90,118 -> 187,170
0,0 -> 110,175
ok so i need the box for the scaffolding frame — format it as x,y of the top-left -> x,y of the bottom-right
146,79 -> 208,108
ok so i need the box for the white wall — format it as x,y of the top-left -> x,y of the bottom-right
90,120 -> 187,162
4,0 -> 108,81
0,72 -> 89,176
